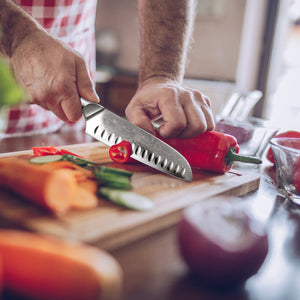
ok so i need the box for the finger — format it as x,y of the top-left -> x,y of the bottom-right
30,91 -> 69,122
177,92 -> 214,139
125,105 -> 156,135
47,81 -> 82,122
47,100 -> 69,121
76,58 -> 100,103
202,95 -> 215,131
157,99 -> 187,138
60,93 -> 82,122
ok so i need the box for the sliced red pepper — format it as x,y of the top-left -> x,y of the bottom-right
109,140 -> 132,164
59,149 -> 83,158
32,146 -> 82,158
267,131 -> 300,164
32,146 -> 60,156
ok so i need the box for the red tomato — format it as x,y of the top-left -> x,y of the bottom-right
293,157 -> 300,194
294,171 -> 300,194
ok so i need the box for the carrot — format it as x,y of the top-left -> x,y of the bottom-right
71,187 -> 99,210
41,160 -> 95,182
0,158 -> 77,215
78,179 -> 99,194
0,254 -> 2,297
39,160 -> 100,209
0,229 -> 123,300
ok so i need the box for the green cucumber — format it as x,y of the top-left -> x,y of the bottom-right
94,171 -> 132,190
99,187 -> 154,211
29,155 -> 64,164
63,154 -> 97,168
96,166 -> 133,178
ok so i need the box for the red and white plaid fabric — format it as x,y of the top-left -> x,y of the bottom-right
0,0 -> 97,138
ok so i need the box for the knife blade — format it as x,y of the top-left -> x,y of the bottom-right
81,99 -> 193,181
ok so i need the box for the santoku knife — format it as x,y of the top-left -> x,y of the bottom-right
81,99 -> 193,181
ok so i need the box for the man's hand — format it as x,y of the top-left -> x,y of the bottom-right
0,0 -> 99,122
10,31 -> 99,122
125,77 -> 215,139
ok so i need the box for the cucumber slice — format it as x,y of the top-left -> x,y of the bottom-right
29,155 -> 64,164
95,172 -> 132,190
99,187 -> 154,211
96,166 -> 133,178
63,154 -> 97,168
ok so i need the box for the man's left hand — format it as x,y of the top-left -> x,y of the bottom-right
125,77 -> 215,139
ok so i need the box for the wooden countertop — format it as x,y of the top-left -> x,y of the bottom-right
0,126 -> 299,300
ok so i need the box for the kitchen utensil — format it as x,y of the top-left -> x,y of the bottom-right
81,99 -> 192,181
216,90 -> 263,122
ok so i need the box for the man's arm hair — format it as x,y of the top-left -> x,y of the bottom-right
138,0 -> 195,84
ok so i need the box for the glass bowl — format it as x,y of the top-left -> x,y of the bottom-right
270,137 -> 300,205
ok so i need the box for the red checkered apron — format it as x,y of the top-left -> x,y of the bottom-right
0,0 -> 97,138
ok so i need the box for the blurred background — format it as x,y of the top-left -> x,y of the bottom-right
94,0 -> 300,130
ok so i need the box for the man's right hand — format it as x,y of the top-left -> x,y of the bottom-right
10,30 -> 99,122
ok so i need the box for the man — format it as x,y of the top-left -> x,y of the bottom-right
0,0 -> 214,139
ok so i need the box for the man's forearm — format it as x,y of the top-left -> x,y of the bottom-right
0,0 -> 41,57
138,0 -> 195,84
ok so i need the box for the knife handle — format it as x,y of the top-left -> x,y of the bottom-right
81,98 -> 105,119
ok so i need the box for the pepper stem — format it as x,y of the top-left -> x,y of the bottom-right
225,147 -> 262,166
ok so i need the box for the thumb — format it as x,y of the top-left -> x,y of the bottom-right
76,58 -> 100,103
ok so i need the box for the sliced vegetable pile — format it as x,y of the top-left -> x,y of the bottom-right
0,146 -> 154,215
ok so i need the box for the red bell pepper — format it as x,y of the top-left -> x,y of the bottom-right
267,131 -> 300,164
109,140 -> 132,164
156,130 -> 262,173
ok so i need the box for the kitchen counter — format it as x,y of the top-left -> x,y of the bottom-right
0,126 -> 299,300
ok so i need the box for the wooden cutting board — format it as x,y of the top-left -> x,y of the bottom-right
0,142 -> 260,250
